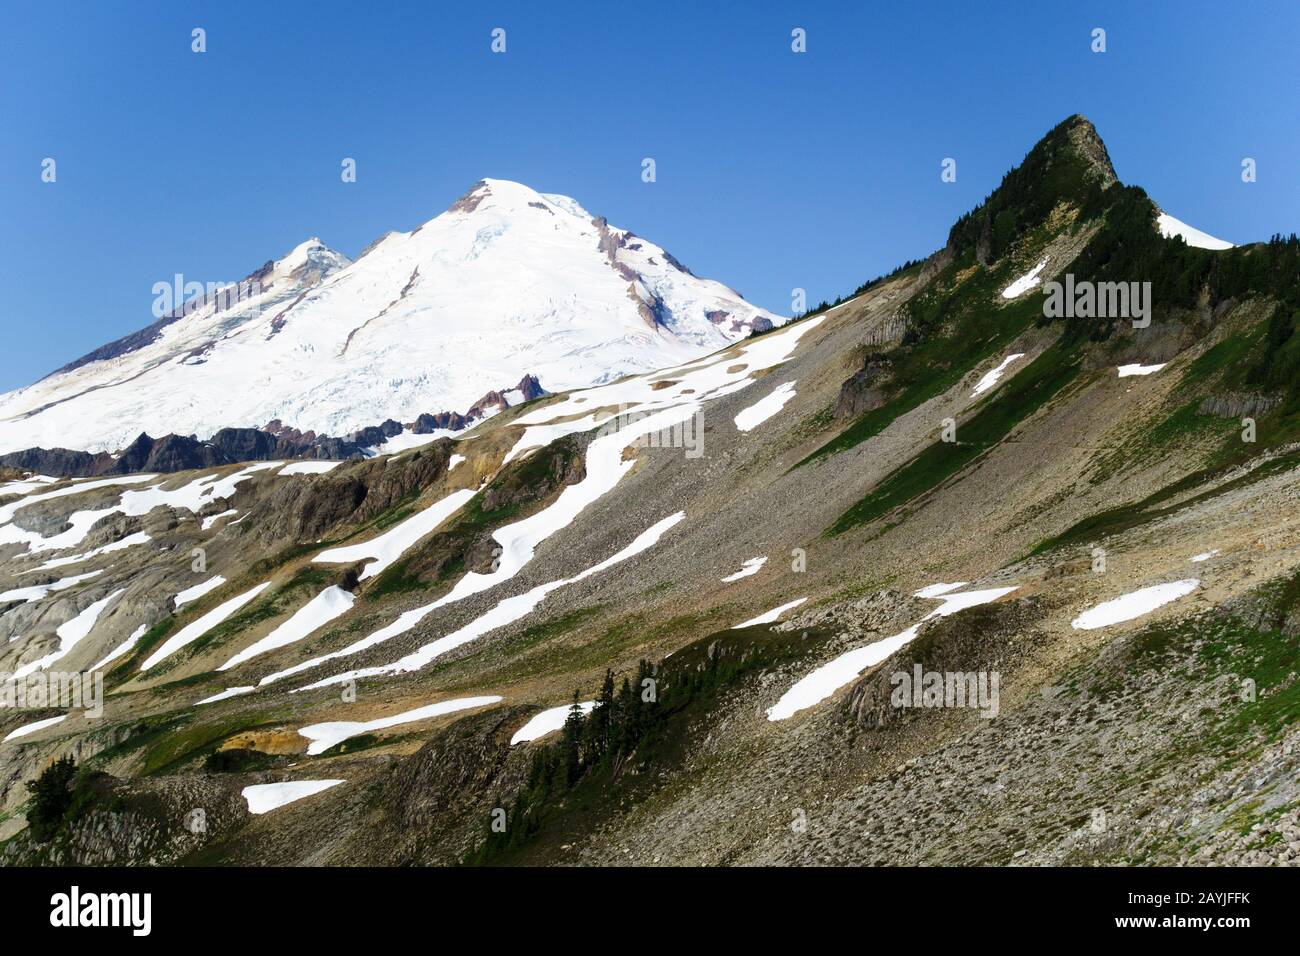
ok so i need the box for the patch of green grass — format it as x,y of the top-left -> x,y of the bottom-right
141,711 -> 281,776
827,343 -> 1081,535
365,556 -> 427,599
114,618 -> 174,674
370,505 -> 415,532
202,747 -> 282,773
1120,572 -> 1300,761
1145,398 -> 1239,450
505,606 -> 606,653
1033,447 -> 1300,556
84,713 -> 190,770
1185,332 -> 1259,382
796,246 -> 1049,469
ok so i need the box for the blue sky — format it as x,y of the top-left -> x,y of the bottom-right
1,0 -> 1297,391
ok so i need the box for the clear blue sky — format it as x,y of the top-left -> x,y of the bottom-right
2,0 -> 1297,391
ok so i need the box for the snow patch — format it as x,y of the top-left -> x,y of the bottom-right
242,779 -> 345,814
10,589 -> 126,681
912,582 -> 969,598
721,556 -> 767,583
292,513 -> 686,693
0,570 -> 103,604
972,354 -> 1025,396
314,488 -> 475,582
218,585 -> 355,671
279,461 -> 342,476
30,532 -> 152,572
1071,580 -> 1199,630
2,714 -> 68,743
174,576 -> 226,609
767,585 -> 1018,721
140,582 -> 272,671
298,697 -> 503,755
201,510 -> 238,530
1156,213 -> 1233,250
511,701 -> 595,745
1117,363 -> 1166,377
1000,258 -> 1049,299
195,686 -> 254,706
734,381 -> 797,432
87,624 -> 147,672
734,597 -> 807,629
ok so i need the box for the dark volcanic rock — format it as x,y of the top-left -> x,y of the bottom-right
0,375 -> 550,477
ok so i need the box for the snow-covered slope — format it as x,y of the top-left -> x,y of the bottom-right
0,180 -> 783,455
1156,211 -> 1234,250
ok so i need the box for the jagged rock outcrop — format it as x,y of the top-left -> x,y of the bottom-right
1,771 -> 249,866
0,376 -> 550,477
835,354 -> 892,418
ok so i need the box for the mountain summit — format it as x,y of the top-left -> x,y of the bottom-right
947,114 -> 1119,265
0,179 -> 782,456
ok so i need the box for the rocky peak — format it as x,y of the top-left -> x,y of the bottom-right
947,114 -> 1121,265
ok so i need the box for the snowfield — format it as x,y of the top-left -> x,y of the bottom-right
1000,258 -> 1049,299
1156,212 -> 1234,250
218,585 -> 355,671
721,556 -> 767,582
767,585 -> 1019,721
294,512 -> 686,692
972,355 -> 1025,396
242,780 -> 345,814
298,697 -> 504,755
734,381 -> 797,432
279,461 -> 343,476
0,569 -> 102,604
511,701 -> 596,745
87,624 -> 147,672
313,487 -> 477,581
173,575 -> 226,609
10,588 -> 125,681
2,714 -> 68,743
1117,363 -> 1166,377
283,317 -> 824,692
734,598 -> 808,629
0,466 -> 278,559
1071,580 -> 1199,630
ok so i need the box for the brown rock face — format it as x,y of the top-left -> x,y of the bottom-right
835,355 -> 892,419
447,180 -> 491,214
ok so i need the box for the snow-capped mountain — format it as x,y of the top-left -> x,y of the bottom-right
0,179 -> 783,455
